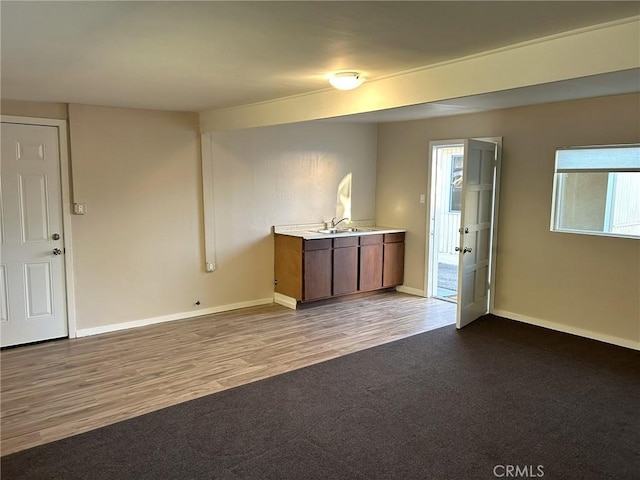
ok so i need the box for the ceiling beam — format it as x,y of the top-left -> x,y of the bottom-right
200,17 -> 639,132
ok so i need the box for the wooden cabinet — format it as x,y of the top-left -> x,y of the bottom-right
274,236 -> 333,302
274,231 -> 405,304
302,239 -> 333,301
333,236 -> 359,296
274,234 -> 303,300
383,232 -> 405,287
358,234 -> 383,292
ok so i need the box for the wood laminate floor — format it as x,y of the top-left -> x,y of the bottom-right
0,292 -> 455,456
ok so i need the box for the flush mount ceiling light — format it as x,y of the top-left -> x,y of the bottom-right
328,72 -> 365,90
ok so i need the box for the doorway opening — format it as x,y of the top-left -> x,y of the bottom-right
429,144 -> 464,303
427,137 -> 501,329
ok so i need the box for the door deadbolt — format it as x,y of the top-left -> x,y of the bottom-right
52,233 -> 60,240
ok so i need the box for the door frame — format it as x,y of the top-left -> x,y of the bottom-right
425,137 -> 502,313
1,115 -> 77,339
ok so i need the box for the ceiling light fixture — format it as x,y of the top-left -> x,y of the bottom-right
328,72 -> 365,90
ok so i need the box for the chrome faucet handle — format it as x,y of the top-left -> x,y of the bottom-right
332,217 -> 349,228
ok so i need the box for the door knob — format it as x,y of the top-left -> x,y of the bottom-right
463,247 -> 473,253
52,248 -> 62,255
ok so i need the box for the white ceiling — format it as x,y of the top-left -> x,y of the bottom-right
1,1 -> 639,120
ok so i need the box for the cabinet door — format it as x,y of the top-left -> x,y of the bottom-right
359,243 -> 383,291
304,248 -> 332,301
383,241 -> 405,287
333,246 -> 358,296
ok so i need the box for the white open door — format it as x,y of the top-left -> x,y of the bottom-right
456,139 -> 498,329
1,122 -> 69,347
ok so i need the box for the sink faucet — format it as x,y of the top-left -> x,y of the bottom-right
331,217 -> 349,228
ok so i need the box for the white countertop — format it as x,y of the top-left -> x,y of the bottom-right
273,223 -> 406,240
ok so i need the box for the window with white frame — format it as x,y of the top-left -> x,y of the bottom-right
551,144 -> 640,239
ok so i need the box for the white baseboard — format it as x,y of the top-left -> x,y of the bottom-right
273,288 -> 427,308
75,297 -> 274,338
492,309 -> 640,351
396,285 -> 426,297
273,293 -> 298,310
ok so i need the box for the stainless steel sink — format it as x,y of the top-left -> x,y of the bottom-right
315,227 -> 372,234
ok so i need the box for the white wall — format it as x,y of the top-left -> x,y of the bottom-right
67,104 -> 206,332
207,121 -> 377,298
1,100 -> 68,120
4,97 -> 637,349
2,102 -> 377,332
376,93 -> 640,347
68,109 -> 377,332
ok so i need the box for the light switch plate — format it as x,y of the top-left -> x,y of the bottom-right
419,194 -> 426,204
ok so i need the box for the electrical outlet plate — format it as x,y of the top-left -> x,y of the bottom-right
205,262 -> 216,272
73,203 -> 86,215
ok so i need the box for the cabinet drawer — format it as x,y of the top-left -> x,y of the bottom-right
384,232 -> 405,243
333,236 -> 359,248
360,234 -> 383,246
304,238 -> 332,251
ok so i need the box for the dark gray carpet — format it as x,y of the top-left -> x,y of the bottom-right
2,315 -> 639,479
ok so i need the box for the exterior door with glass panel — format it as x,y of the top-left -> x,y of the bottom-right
456,140 -> 497,329
1,122 -> 68,347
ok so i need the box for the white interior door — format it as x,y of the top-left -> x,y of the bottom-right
1,122 -> 68,347
456,139 -> 497,329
